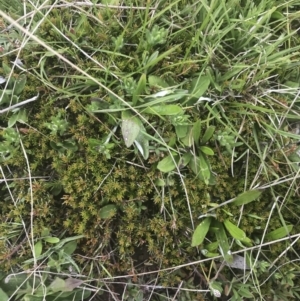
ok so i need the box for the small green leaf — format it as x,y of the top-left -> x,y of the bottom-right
189,156 -> 199,175
192,120 -> 201,146
50,277 -> 66,292
199,153 -> 210,185
265,225 -> 293,240
205,241 -> 219,252
224,219 -> 247,241
239,287 -> 254,298
43,237 -> 60,243
17,109 -> 28,123
213,220 -> 233,264
0,288 -> 8,301
180,126 -> 193,146
192,217 -> 212,246
271,10 -> 284,20
224,219 -> 246,240
209,281 -> 223,298
201,250 -> 220,258
63,241 -> 77,255
41,227 -> 50,237
143,104 -> 183,116
14,74 -> 26,95
132,73 -> 146,105
179,152 -> 192,167
200,146 -> 214,156
2,62 -> 11,75
7,113 -> 19,128
157,155 -> 179,173
134,131 -> 149,159
148,75 -> 169,88
0,91 -> 10,104
121,111 -> 141,147
189,75 -> 210,100
34,240 -> 43,257
99,204 -> 117,219
201,126 -> 216,144
175,125 -> 189,138
232,190 -> 262,206
155,178 -> 166,186
190,155 -> 215,185
8,109 -> 28,128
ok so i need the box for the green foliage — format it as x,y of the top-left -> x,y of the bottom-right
44,113 -> 69,135
0,232 -> 91,301
1,0 -> 300,300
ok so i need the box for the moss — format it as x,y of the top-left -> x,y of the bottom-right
0,4 -> 300,297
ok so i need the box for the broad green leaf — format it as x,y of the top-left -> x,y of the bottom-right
143,104 -> 183,116
175,125 -> 189,138
224,219 -> 246,240
43,236 -> 60,243
0,274 -> 34,295
189,156 -> 200,175
41,227 -> 50,237
199,153 -> 210,185
284,80 -> 299,89
148,75 -> 169,88
155,178 -> 166,187
223,220 -> 252,246
134,131 -> 149,160
8,109 -> 28,128
63,241 -> 77,255
265,225 -> 293,240
14,74 -> 26,95
50,277 -> 66,292
121,111 -> 141,147
34,240 -> 43,257
0,91 -> 10,104
201,126 -> 215,144
271,10 -> 284,20
2,62 -> 11,75
0,288 -> 8,301
192,120 -> 201,146
192,217 -> 212,246
209,281 -> 223,298
179,152 -> 192,168
8,113 -> 19,128
213,220 -> 233,264
200,146 -> 214,156
145,51 -> 159,66
205,241 -> 219,252
99,204 -> 117,219
180,126 -> 193,146
239,287 -> 254,298
189,156 -> 215,185
132,119 -> 149,159
232,190 -> 262,206
18,109 -> 28,123
189,75 -> 210,99
157,155 -> 179,173
132,73 -> 146,105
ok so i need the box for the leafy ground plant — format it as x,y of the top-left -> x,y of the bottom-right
1,0 -> 300,300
